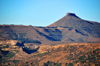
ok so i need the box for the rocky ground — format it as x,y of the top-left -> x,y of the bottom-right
0,40 -> 100,66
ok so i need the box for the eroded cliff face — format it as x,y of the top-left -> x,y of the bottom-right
38,44 -> 66,53
38,43 -> 100,53
0,40 -> 21,51
0,40 -> 39,65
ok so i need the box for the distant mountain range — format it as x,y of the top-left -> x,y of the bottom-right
0,13 -> 100,44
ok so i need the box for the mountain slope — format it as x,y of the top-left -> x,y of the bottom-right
46,13 -> 100,42
0,25 -> 57,43
0,13 -> 100,43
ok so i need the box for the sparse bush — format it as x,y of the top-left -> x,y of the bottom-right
2,44 -> 9,48
43,61 -> 61,66
5,52 -> 15,58
74,60 -> 79,63
78,56 -> 85,60
67,63 -> 73,66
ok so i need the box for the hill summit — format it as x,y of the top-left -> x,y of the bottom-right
66,12 -> 80,18
46,13 -> 100,42
47,13 -> 100,28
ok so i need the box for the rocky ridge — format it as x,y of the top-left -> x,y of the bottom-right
0,13 -> 100,43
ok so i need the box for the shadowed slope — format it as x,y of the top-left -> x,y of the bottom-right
0,25 -> 57,43
0,13 -> 100,43
47,13 -> 100,42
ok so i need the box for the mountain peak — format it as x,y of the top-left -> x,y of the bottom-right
66,13 -> 75,16
66,12 -> 79,18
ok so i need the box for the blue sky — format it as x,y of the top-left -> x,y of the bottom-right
0,0 -> 100,26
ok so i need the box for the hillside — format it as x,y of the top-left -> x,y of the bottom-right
0,25 -> 57,44
39,13 -> 100,42
48,13 -> 100,29
0,13 -> 100,43
0,13 -> 100,65
0,40 -> 100,66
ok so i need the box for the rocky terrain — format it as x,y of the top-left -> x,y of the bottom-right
0,40 -> 100,66
0,13 -> 100,66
